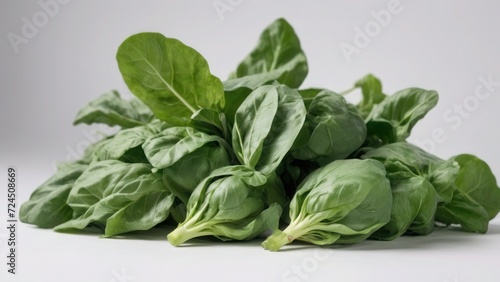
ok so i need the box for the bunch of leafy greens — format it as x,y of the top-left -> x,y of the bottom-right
20,18 -> 500,251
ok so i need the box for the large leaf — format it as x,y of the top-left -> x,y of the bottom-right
54,161 -> 170,233
262,159 -> 392,251
232,85 -> 306,174
232,85 -> 278,167
142,127 -> 232,169
167,166 -> 281,246
74,91 -> 154,128
104,191 -> 175,237
222,18 -> 308,123
234,18 -> 308,88
19,162 -> 88,228
117,33 -> 224,125
354,74 -> 386,119
366,88 -> 438,143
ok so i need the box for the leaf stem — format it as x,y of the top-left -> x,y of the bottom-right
338,86 -> 357,96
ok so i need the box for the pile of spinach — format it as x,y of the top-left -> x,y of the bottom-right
20,18 -> 500,251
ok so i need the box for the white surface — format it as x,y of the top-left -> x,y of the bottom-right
2,1 -> 500,281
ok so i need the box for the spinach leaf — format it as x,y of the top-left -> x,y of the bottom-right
92,121 -> 168,161
232,84 -> 306,175
452,154 -> 500,219
54,161 -> 171,234
142,127 -> 232,169
435,154 -> 500,233
262,159 -> 391,251
361,142 -> 455,204
20,162 -> 88,228
74,91 -> 154,128
163,144 -> 231,204
117,33 -> 224,125
298,88 -> 323,110
234,18 -> 308,89
292,90 -> 366,165
371,175 -> 437,240
366,88 -> 438,145
167,166 -> 282,246
354,74 -> 386,119
189,108 -> 231,140
222,18 -> 308,123
104,191 -> 175,237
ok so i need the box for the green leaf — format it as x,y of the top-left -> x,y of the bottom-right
298,88 -> 323,109
20,162 -> 88,228
54,161 -> 169,232
74,91 -> 154,128
435,154 -> 500,233
189,108 -> 230,140
117,33 -> 224,125
232,85 -> 278,167
104,191 -> 175,237
452,154 -> 500,219
367,88 -> 438,142
92,121 -> 168,161
142,127 -> 232,169
435,191 -> 489,233
354,74 -> 386,118
292,90 -> 366,165
234,18 -> 308,88
232,85 -> 306,174
262,159 -> 392,251
167,166 -> 281,246
371,176 -> 437,240
163,143 -> 231,204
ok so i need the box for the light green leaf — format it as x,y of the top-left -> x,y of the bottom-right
262,159 -> 392,251
117,33 -> 224,125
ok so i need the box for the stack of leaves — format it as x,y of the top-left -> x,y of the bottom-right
20,18 -> 500,251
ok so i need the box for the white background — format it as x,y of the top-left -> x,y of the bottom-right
1,0 -> 500,281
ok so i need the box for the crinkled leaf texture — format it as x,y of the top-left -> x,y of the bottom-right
74,91 -> 154,128
54,160 -> 173,236
117,33 -> 224,125
292,90 -> 367,165
20,162 -> 88,228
